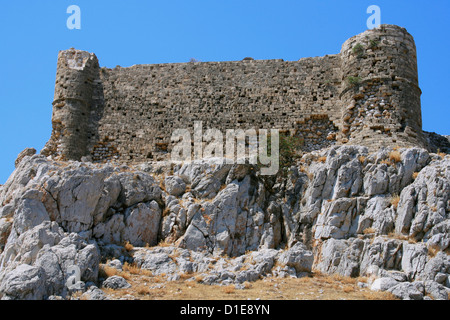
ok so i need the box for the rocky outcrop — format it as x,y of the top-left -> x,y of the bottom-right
0,146 -> 449,299
0,221 -> 100,300
130,243 -> 313,286
423,131 -> 450,154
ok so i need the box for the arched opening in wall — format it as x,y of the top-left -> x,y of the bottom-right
294,114 -> 338,152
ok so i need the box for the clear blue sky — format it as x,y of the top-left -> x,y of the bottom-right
1,1 -> 449,184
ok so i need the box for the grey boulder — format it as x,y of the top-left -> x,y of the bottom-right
102,275 -> 131,290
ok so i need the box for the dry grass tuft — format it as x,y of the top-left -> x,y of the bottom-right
99,265 -> 131,281
202,213 -> 213,225
123,262 -> 153,277
162,207 -> 171,217
222,285 -> 235,294
363,227 -> 376,235
387,232 -> 417,244
243,281 -> 252,289
328,273 -> 358,285
427,244 -> 440,258
318,156 -> 327,163
387,232 -> 407,240
99,265 -> 119,278
158,238 -> 175,247
70,291 -> 84,300
179,272 -> 194,280
358,155 -> 366,165
343,285 -> 355,293
159,179 -> 166,192
412,171 -> 419,180
390,194 -> 400,210
362,290 -> 398,300
135,284 -> 151,296
124,241 -> 134,252
389,151 -> 402,163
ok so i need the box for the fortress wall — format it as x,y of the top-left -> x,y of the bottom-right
92,55 -> 343,161
41,25 -> 428,163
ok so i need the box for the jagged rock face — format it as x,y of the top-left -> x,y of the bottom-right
423,131 -> 450,154
0,145 -> 449,299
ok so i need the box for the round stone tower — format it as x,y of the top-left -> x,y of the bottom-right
42,49 -> 99,160
339,25 -> 426,150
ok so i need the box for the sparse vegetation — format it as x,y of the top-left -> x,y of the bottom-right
202,213 -> 213,225
437,151 -> 446,159
380,159 -> 393,166
390,194 -> 400,209
162,207 -> 171,217
387,232 -> 417,244
273,133 -> 304,175
368,39 -> 379,49
358,155 -> 367,165
427,244 -> 440,258
363,227 -> 376,235
159,179 -> 166,192
99,264 -> 131,281
318,156 -> 327,163
158,238 -> 175,247
123,262 -> 153,277
222,285 -> 235,294
95,268 -> 397,300
124,241 -> 134,252
347,76 -> 362,87
135,283 -> 152,296
389,150 -> 402,163
352,43 -> 365,57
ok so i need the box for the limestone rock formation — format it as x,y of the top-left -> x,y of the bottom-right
0,145 -> 449,300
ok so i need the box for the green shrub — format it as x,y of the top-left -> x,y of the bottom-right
278,134 -> 304,172
347,76 -> 362,87
368,39 -> 379,49
352,43 -> 365,57
261,133 -> 304,176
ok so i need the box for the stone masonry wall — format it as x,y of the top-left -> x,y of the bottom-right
339,25 -> 425,149
41,25 -> 427,163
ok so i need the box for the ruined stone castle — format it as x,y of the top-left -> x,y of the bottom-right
41,24 -> 427,163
